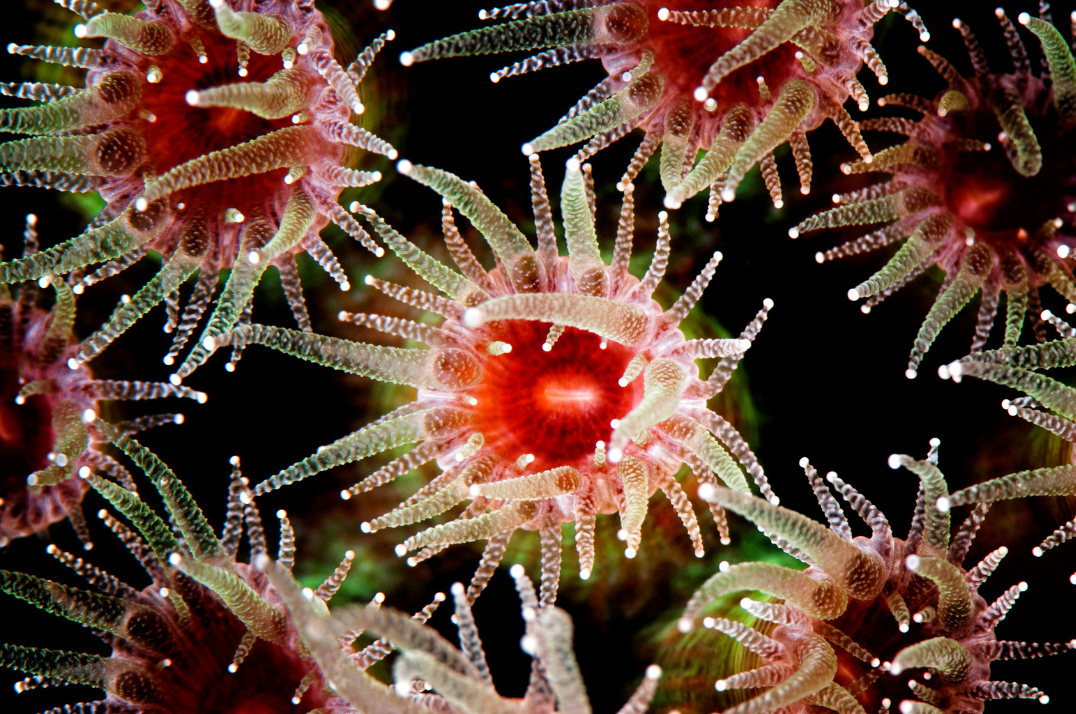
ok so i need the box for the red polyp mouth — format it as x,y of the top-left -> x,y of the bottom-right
468,322 -> 643,471
130,29 -> 309,227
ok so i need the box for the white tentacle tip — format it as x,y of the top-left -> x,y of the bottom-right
398,51 -> 414,66
1018,11 -> 1031,24
715,680 -> 728,692
579,568 -> 591,580
509,563 -> 525,579
677,617 -> 693,633
697,482 -> 717,502
646,664 -> 662,680
887,454 -> 902,469
395,159 -> 413,175
904,554 -> 921,571
394,544 -> 407,557
462,308 -> 485,328
565,157 -> 581,173
763,298 -> 774,309
521,142 -> 535,155
185,90 -> 200,106
847,288 -> 861,301
936,496 -> 950,513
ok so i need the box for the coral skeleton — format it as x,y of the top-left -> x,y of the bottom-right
0,0 -> 396,374
678,441 -> 1074,714
0,424 -> 395,714
796,7 -> 1076,378
401,0 -> 928,216
202,155 -> 774,600
0,214 -> 203,549
267,556 -> 662,714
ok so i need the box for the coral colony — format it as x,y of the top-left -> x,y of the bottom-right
401,1 -> 929,217
0,0 -> 395,372
204,155 -> 775,598
797,8 -> 1076,378
3,2 -> 1076,714
1,215 -> 204,550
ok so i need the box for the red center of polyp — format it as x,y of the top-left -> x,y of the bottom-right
467,322 -> 643,472
0,334 -> 54,493
133,30 -> 300,220
635,0 -> 798,113
941,112 -> 1071,243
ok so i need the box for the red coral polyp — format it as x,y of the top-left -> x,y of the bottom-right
0,216 -> 202,549
0,0 -> 396,378
202,156 -> 774,599
402,0 -> 929,216
680,444 -> 1075,714
797,8 -> 1076,377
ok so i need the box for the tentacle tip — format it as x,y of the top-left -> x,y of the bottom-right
135,197 -> 149,212
565,157 -> 581,173
395,159 -> 413,175
394,544 -> 407,557
340,490 -> 351,500
887,454 -> 902,469
938,364 -> 950,380
185,90 -> 200,106
763,298 -> 774,309
1018,11 -> 1031,25
715,680 -> 728,692
521,142 -> 535,155
646,664 -> 662,680
905,368 -> 917,380
360,522 -> 371,533
579,568 -> 591,580
663,195 -> 682,210
697,482 -> 717,502
814,252 -> 825,264
462,308 -> 485,329
904,554 -> 921,571
936,496 -> 950,513
693,86 -> 708,102
848,288 -> 861,301
1033,546 -> 1043,557
169,373 -> 182,386
677,617 -> 694,633
398,51 -> 414,67
624,547 -> 637,559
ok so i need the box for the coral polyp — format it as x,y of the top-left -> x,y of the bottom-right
0,0 -> 396,374
0,425 -> 385,714
678,442 -> 1075,714
1,215 -> 203,549
269,557 -> 662,714
402,0 -> 927,215
796,7 -> 1076,377
206,155 -> 774,599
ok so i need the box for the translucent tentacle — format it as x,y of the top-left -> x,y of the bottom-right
851,213 -> 953,300
891,637 -> 972,684
723,80 -> 815,202
211,325 -> 482,390
524,71 -> 662,153
402,4 -> 647,63
473,466 -> 581,501
903,556 -> 973,633
77,12 -> 174,55
186,67 -> 313,120
0,71 -> 140,135
700,486 -> 885,600
463,292 -> 652,346
659,412 -> 750,494
1021,15 -> 1076,119
254,409 -> 465,495
210,0 -> 291,55
400,163 -> 540,293
0,129 -> 145,177
608,359 -> 685,462
682,561 -> 848,625
561,158 -> 608,298
398,501 -> 539,554
167,552 -> 286,643
907,243 -> 994,376
137,126 -> 318,206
